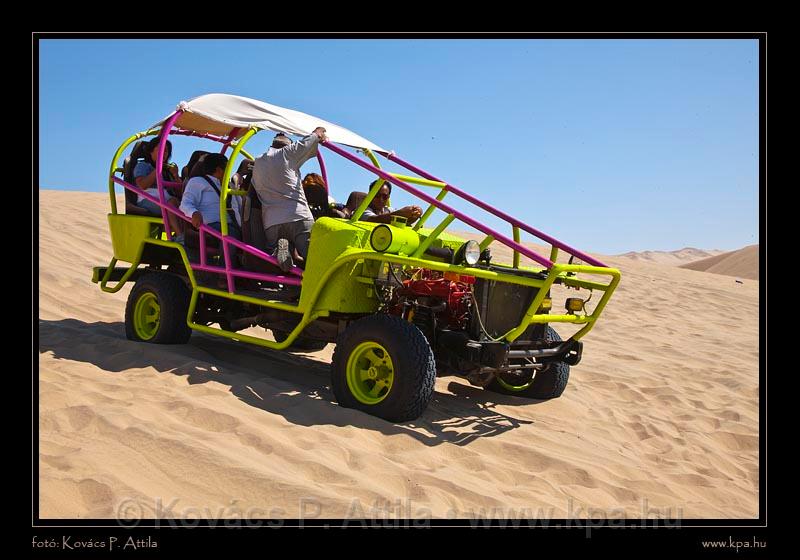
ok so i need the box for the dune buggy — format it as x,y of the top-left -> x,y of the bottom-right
92,94 -> 620,422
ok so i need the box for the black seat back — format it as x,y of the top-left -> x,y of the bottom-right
182,150 -> 213,182
305,185 -> 329,219
345,191 -> 368,216
240,187 -> 270,270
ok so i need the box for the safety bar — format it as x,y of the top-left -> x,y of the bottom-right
110,176 -> 304,290
385,153 -> 607,268
323,142 -> 555,269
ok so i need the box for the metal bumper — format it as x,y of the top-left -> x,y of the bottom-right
437,330 -> 583,369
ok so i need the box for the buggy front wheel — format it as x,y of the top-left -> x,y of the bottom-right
485,326 -> 570,399
331,314 -> 435,422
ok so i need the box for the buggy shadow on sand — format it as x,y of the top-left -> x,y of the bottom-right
93,94 -> 620,422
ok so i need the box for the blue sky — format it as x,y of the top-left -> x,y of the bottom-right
38,38 -> 759,254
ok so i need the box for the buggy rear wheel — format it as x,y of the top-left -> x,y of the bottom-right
125,273 -> 191,344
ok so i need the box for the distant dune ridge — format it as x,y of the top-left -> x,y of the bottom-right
679,245 -> 760,280
38,191 -> 759,519
616,248 -> 726,266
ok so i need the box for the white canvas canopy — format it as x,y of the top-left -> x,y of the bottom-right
153,93 -> 388,154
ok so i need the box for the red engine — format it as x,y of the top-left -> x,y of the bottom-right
389,269 -> 474,330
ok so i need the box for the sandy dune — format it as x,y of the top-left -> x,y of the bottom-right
679,245 -> 760,280
38,191 -> 759,520
617,248 -> 729,267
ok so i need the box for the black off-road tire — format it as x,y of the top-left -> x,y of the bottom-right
124,273 -> 192,344
486,326 -> 570,399
331,314 -> 436,422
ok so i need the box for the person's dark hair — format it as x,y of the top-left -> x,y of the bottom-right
302,173 -> 326,191
302,173 -> 328,211
144,137 -> 172,164
271,133 -> 292,149
369,179 -> 391,195
202,153 -> 229,175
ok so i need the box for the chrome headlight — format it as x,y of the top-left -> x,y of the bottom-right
462,240 -> 480,266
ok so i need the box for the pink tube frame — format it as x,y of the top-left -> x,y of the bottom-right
112,176 -> 301,287
323,143 -> 560,268
385,153 -> 606,268
118,111 -> 304,291
126,109 -> 607,297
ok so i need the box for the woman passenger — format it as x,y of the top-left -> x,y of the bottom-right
133,137 -> 184,237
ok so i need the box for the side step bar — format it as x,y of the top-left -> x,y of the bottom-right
91,266 -> 145,284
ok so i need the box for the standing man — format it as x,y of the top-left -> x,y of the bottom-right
251,127 -> 327,272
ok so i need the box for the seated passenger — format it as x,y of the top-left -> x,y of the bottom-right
231,159 -> 255,191
133,138 -> 184,236
179,153 -> 242,240
230,159 -> 255,240
360,180 -> 423,225
302,173 -> 347,219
